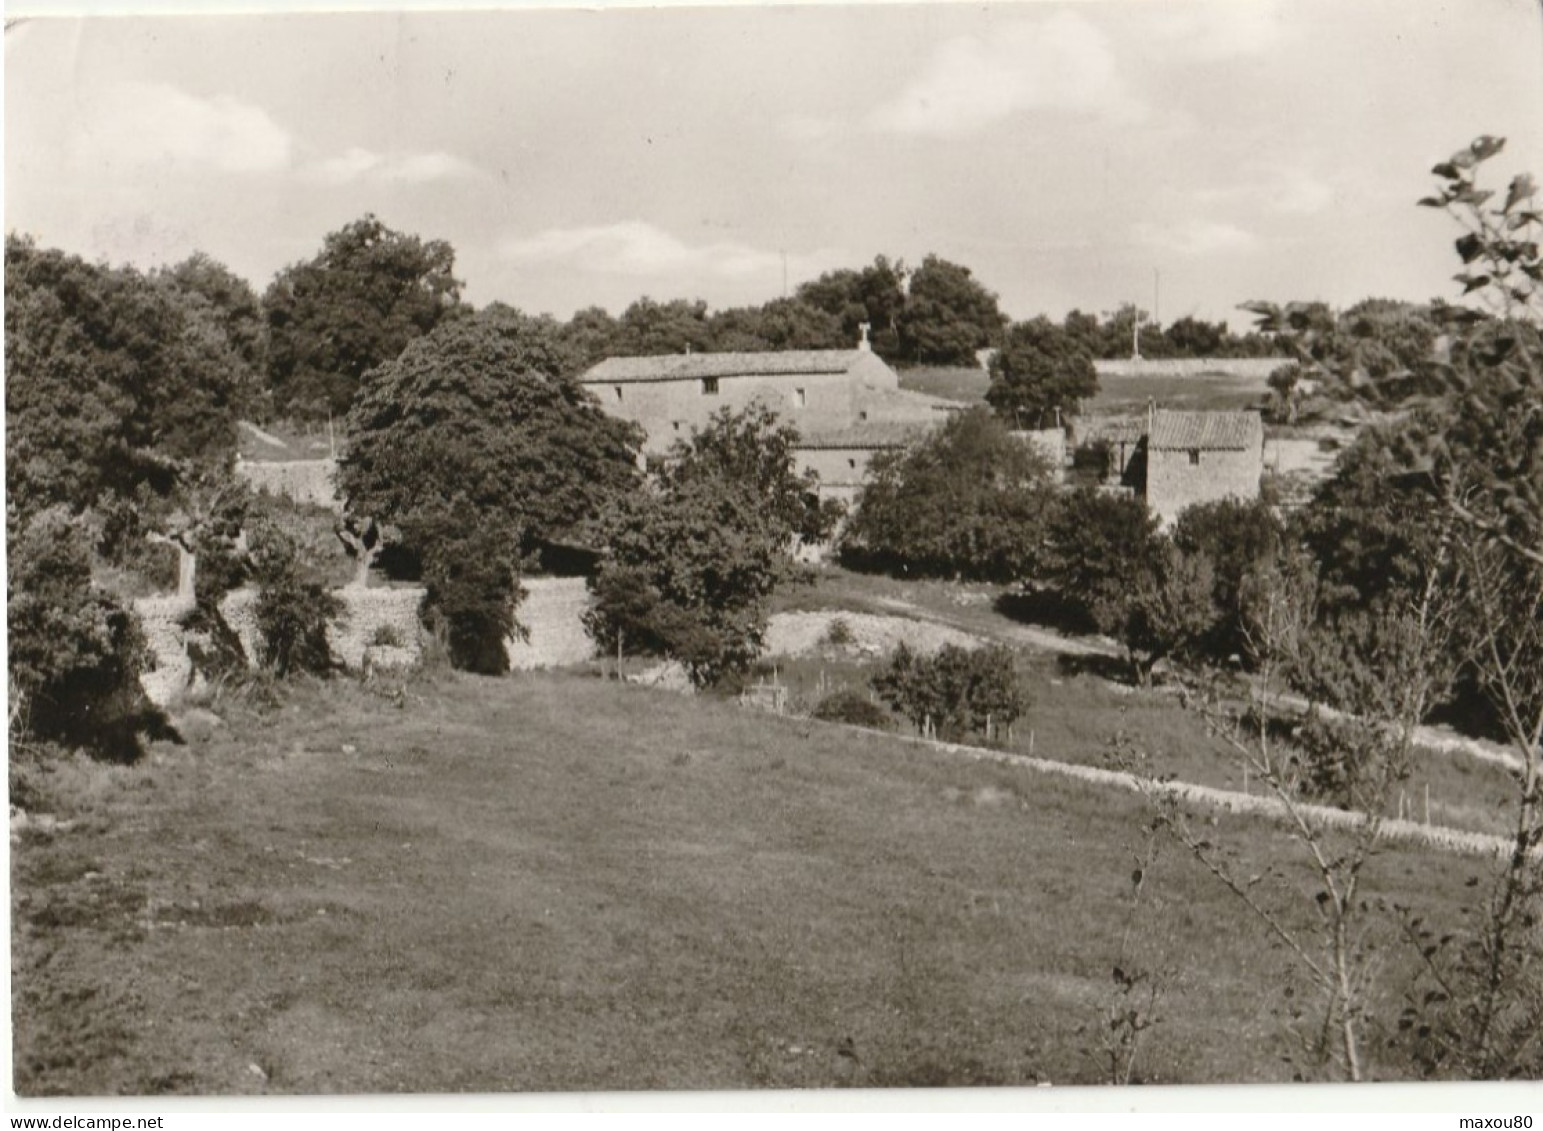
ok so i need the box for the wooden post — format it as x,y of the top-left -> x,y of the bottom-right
1424,783 -> 1431,826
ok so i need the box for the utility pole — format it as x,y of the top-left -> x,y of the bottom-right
1154,267 -> 1161,327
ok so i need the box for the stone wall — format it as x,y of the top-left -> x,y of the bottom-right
507,577 -> 596,670
134,575 -> 597,705
234,457 -> 341,511
132,594 -> 197,706
1146,446 -> 1263,527
219,586 -> 427,672
1093,357 -> 1289,381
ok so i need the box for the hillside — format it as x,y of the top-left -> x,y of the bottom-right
12,671 -> 1486,1094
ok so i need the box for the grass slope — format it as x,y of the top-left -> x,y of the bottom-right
12,672 -> 1490,1095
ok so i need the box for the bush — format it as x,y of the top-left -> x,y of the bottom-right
249,524 -> 345,677
368,624 -> 406,648
823,617 -> 856,647
7,509 -> 160,762
811,689 -> 893,730
872,643 -> 1024,743
417,519 -> 525,676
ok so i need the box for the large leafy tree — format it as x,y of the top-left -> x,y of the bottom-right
986,316 -> 1098,427
1172,497 -> 1285,663
797,255 -> 908,360
340,308 -> 643,671
842,408 -> 1054,581
5,236 -> 245,522
587,406 -> 822,686
154,252 -> 269,401
896,254 -> 1007,366
264,214 -> 463,420
615,296 -> 712,356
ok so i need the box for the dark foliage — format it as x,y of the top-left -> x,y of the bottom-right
811,689 -> 894,730
8,510 -> 159,762
986,317 -> 1098,427
249,525 -> 346,678
842,409 -> 1055,581
871,643 -> 1024,742
6,236 -> 246,522
264,214 -> 463,419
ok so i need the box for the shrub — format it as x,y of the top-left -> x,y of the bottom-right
7,509 -> 160,762
811,689 -> 893,730
823,617 -> 856,647
872,643 -> 1024,743
249,525 -> 345,677
368,624 -> 406,649
417,518 -> 525,676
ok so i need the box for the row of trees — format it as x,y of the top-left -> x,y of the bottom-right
259,232 -> 1022,420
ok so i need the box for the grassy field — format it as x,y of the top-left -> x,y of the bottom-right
772,567 -> 1524,839
12,669 -> 1496,1095
895,366 -> 1270,416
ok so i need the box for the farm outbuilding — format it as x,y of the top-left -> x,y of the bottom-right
1144,408 -> 1265,526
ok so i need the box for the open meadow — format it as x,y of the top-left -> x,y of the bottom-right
11,668 -> 1493,1094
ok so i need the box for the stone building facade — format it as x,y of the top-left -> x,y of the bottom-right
1143,408 -> 1265,526
579,344 -> 952,497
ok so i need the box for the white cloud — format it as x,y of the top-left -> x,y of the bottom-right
1197,165 -> 1337,216
499,220 -> 816,280
306,146 -> 481,185
1144,0 -> 1285,60
1268,170 -> 1335,215
1134,220 -> 1258,256
72,81 -> 292,175
868,13 -> 1146,137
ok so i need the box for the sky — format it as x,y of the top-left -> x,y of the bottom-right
7,0 -> 1543,331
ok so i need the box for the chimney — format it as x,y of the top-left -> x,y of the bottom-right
857,322 -> 872,352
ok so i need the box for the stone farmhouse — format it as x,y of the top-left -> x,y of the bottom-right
1072,407 -> 1265,526
578,340 -> 955,501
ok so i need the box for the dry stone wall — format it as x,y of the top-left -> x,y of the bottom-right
1093,357 -> 1289,381
234,458 -> 342,511
134,575 -> 599,704
507,577 -> 596,670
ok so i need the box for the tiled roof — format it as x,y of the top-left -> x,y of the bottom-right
583,350 -> 866,384
1075,416 -> 1147,445
794,421 -> 932,450
1148,410 -> 1263,451
855,385 -> 959,421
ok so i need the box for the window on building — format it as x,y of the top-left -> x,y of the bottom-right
614,385 -> 624,402
672,421 -> 681,432
702,377 -> 719,396
794,388 -> 807,408
848,458 -> 857,470
1188,449 -> 1201,466
858,410 -> 868,422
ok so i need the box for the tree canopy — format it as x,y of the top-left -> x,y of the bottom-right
985,316 -> 1099,427
5,236 -> 247,522
340,308 -> 644,669
264,214 -> 463,420
895,254 -> 1007,366
842,409 -> 1055,581
341,306 -> 644,560
587,406 -> 823,686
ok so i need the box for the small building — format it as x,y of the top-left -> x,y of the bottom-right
1144,408 -> 1264,526
791,420 -> 936,504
